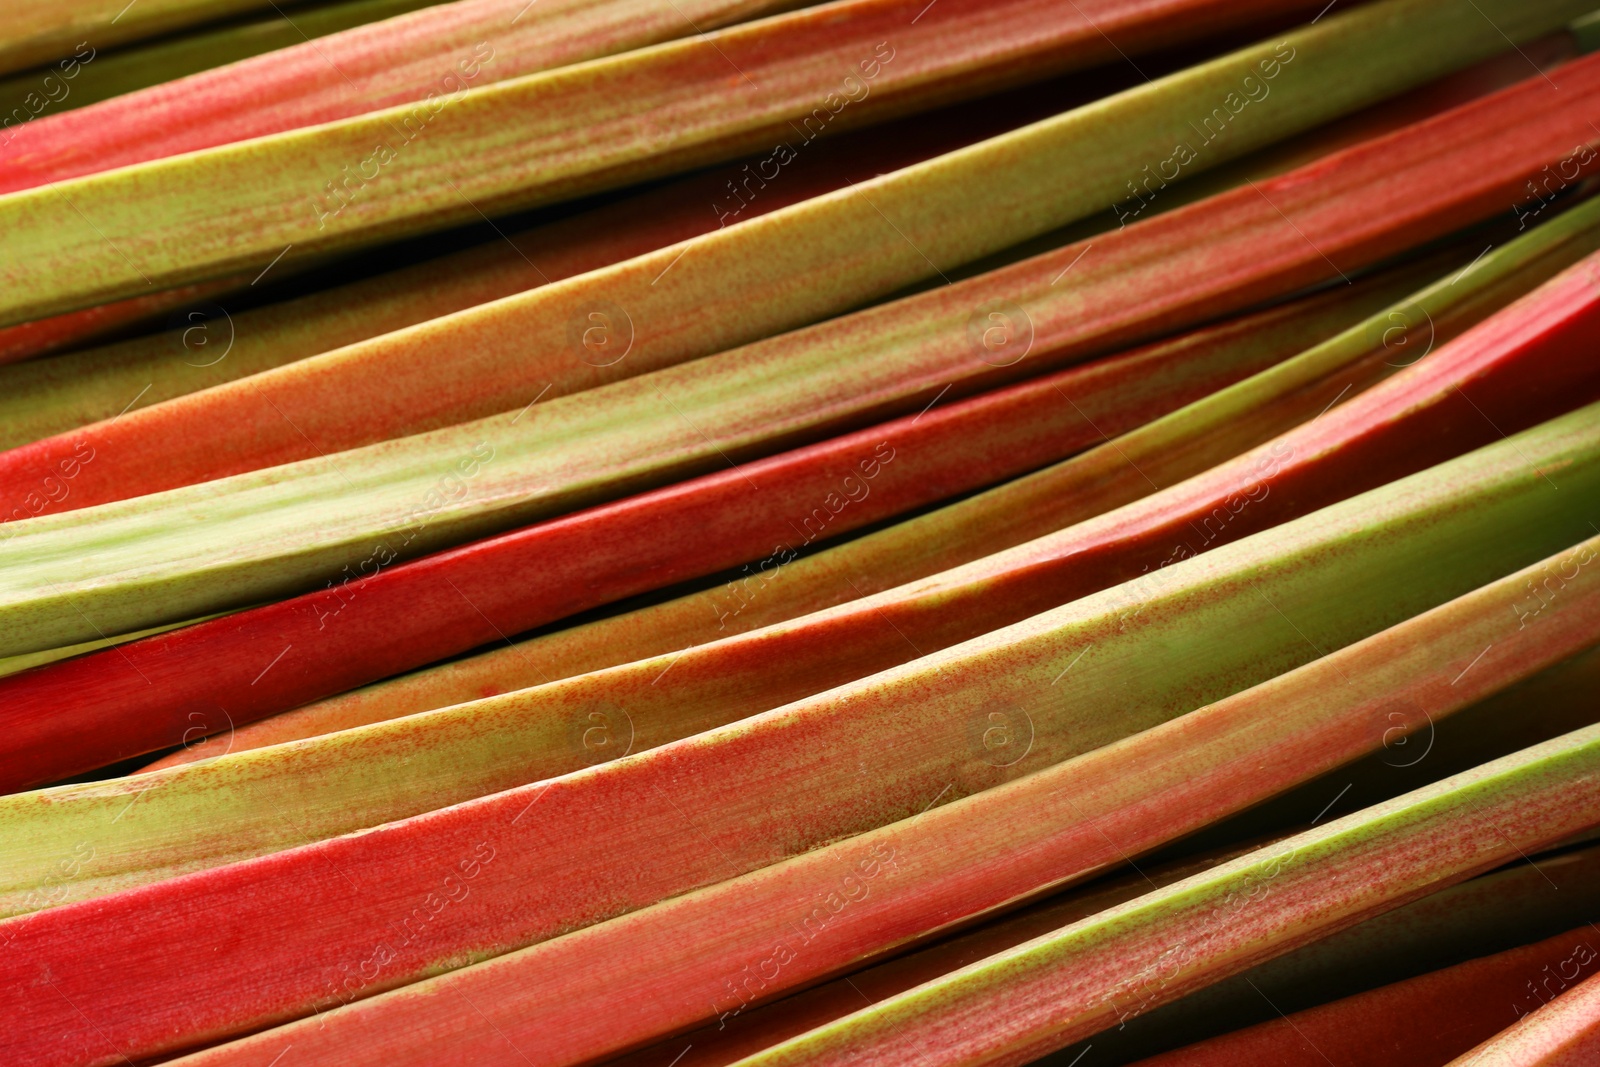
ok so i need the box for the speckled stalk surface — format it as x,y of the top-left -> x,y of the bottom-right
0,0 -> 1353,324
0,0 -> 444,117
0,0 -> 803,195
149,529 -> 1600,1066
1131,925 -> 1600,1066
1445,965 -> 1600,1065
8,232 -> 1599,908
612,835 -> 1600,1066
0,2 -> 1587,508
149,188 -> 1600,764
6,267 -> 1417,787
3,48 -> 1598,665
0,30 -> 1563,373
734,723 -> 1600,1067
2,403 -> 1598,1066
0,68 -> 1088,440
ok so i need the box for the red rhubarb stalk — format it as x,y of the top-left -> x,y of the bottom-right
0,274 -> 1408,787
151,526 -> 1600,1067
675,653 -> 1600,1067
0,0 -> 806,196
3,48 -> 1599,675
1131,926 -> 1600,1067
1,402 -> 1596,1067
730,725 -> 1600,1067
1446,967 -> 1600,1065
10,36 -> 1600,512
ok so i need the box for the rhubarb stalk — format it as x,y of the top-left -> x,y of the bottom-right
3,49 -> 1597,661
0,404 -> 1595,1067
144,523 -> 1600,1067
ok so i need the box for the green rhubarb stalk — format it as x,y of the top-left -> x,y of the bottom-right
4,407 -> 1598,1065
0,0 -> 1576,325
1,386 -> 1595,932
20,230 -> 1598,908
0,79 -> 1041,440
153,524 -> 1600,1067
611,652 -> 1600,1067
734,726 -> 1600,1067
0,0 -> 281,78
3,36 -> 1597,658
164,193 -> 1600,762
0,0 -> 442,117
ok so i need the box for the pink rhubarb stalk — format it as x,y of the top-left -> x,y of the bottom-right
1131,925 -> 1600,1067
1446,966 -> 1600,1065
0,276 -> 1403,788
1,402 -> 1596,1066
0,0 -> 806,196
151,527 -> 1600,1067
8,39 -> 1600,511
729,725 -> 1600,1067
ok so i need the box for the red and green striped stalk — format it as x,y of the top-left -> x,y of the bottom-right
616,834 -> 1600,1067
0,275 -> 251,365
3,0 -> 1580,327
9,203 -> 1596,856
147,521 -> 1600,1067
0,73 -> 1085,440
0,0 -> 808,196
4,11 -> 1594,510
0,0 -> 283,77
0,273 -> 1409,788
1130,926 -> 1600,1067
142,191 -> 1600,767
606,847 -> 1267,1067
0,30 -> 1558,372
2,401 -> 1595,1067
1446,967 -> 1600,1065
1105,759 -> 1600,1062
732,725 -> 1600,1066
4,51 -> 1598,666
604,614 -> 1600,1067
0,0 -> 444,117
0,0 -> 1363,323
